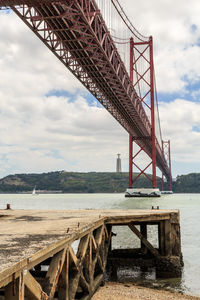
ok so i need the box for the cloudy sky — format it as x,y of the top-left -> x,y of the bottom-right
0,0 -> 200,179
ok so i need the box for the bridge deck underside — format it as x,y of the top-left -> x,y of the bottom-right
0,0 -> 170,179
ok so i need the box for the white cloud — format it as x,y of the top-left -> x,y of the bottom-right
0,92 -> 128,176
159,99 -> 200,164
0,12 -> 130,177
121,0 -> 200,94
0,13 -> 83,98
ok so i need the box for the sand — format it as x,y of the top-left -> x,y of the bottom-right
92,283 -> 200,300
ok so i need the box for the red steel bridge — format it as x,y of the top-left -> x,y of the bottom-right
0,0 -> 172,191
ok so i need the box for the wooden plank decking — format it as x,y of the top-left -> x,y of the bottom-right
0,209 -> 181,299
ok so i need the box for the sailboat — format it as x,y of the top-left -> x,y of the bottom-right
32,186 -> 38,195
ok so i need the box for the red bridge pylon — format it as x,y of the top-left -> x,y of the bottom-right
129,36 -> 157,189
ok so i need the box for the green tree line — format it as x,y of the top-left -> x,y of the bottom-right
0,171 -> 199,193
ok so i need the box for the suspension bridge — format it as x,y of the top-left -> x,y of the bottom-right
0,0 -> 172,194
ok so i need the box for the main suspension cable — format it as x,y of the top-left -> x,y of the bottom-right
111,0 -> 149,42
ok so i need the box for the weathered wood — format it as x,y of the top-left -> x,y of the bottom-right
68,272 -> 80,300
43,248 -> 66,298
91,235 -> 97,251
170,212 -> 180,224
98,256 -> 104,274
164,220 -> 172,256
104,225 -> 112,269
171,223 -> 181,256
26,218 -> 104,272
128,223 -> 160,257
19,273 -> 24,300
0,209 -> 181,299
68,246 -> 82,299
69,246 -> 79,269
0,260 -> 27,291
89,235 -> 93,284
4,273 -> 24,300
24,271 -> 47,300
77,235 -> 90,259
159,221 -> 165,255
79,273 -> 90,294
94,226 -> 104,246
5,282 -> 18,300
140,223 -> 147,254
105,213 -> 171,225
92,274 -> 104,294
57,249 -> 69,300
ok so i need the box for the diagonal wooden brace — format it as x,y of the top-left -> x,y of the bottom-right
43,248 -> 66,298
24,271 -> 48,299
128,223 -> 160,257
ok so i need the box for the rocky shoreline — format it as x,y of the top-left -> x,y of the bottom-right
92,283 -> 200,300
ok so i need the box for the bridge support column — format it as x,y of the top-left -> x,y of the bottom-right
128,37 -> 158,194
149,37 -> 157,189
129,134 -> 133,188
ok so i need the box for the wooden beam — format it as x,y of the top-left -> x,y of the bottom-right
140,224 -> 147,254
106,214 -> 170,225
69,272 -> 80,300
79,273 -> 90,294
0,260 -> 27,290
164,220 -> 172,256
91,235 -> 97,251
94,226 -> 104,246
92,274 -> 104,295
57,249 -> 69,300
24,271 -> 47,300
89,235 -> 93,283
69,246 -> 79,269
19,273 -> 24,300
128,223 -> 160,257
97,255 -> 104,273
171,223 -> 181,256
103,224 -> 109,240
158,221 -> 165,255
68,245 -> 82,299
77,235 -> 90,259
104,225 -> 112,269
43,249 -> 66,298
4,273 -> 24,300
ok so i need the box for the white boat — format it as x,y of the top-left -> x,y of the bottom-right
32,186 -> 38,195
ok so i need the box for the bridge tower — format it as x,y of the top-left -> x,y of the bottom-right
127,36 -> 159,197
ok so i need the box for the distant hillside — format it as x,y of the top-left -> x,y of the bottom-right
0,171 -> 199,193
0,171 -> 162,193
174,173 -> 200,193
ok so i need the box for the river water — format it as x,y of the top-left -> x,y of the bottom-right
0,193 -> 199,296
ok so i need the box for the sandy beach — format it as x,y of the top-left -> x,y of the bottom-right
92,283 -> 200,300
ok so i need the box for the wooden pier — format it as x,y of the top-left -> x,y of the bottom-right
0,209 -> 182,299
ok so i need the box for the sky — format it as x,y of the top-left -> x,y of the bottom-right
0,0 -> 200,179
